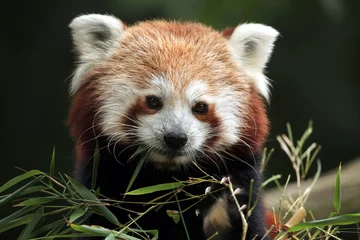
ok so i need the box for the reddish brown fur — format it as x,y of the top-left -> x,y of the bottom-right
241,87 -> 269,153
108,21 -> 247,92
121,98 -> 158,136
221,26 -> 236,39
200,104 -> 222,148
68,72 -> 104,164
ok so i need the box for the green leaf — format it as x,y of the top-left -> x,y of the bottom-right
166,210 -> 180,224
20,186 -> 48,196
18,207 -> 44,240
126,182 -> 184,195
286,122 -> 293,145
53,212 -> 93,237
30,233 -> 101,239
334,162 -> 342,213
105,233 -> 116,240
0,205 -> 37,228
91,142 -> 100,190
150,230 -> 159,240
30,219 -> 65,237
67,175 -> 119,226
289,213 -> 360,232
67,222 -> 112,236
69,206 -> 88,223
1,186 -> 48,200
0,214 -> 34,233
0,170 -> 43,194
49,146 -> 56,187
0,176 -> 44,207
58,173 -> 74,199
67,222 -> 142,240
125,154 -> 146,194
18,197 -> 56,206
43,223 -> 65,239
94,187 -> 101,197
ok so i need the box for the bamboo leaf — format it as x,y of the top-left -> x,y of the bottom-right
286,122 -> 293,145
91,142 -> 100,190
67,175 -> 119,226
30,219 -> 65,237
0,205 -> 37,228
21,186 -> 48,196
126,182 -> 184,195
46,222 -> 68,238
150,230 -> 159,240
94,187 -> 101,197
334,162 -> 342,213
166,210 -> 180,224
18,207 -> 44,240
53,212 -> 93,237
66,221 -> 142,240
58,173 -> 74,199
0,214 -> 34,233
69,206 -> 88,223
0,170 -> 43,194
18,197 -> 56,206
1,186 -> 48,200
289,213 -> 360,232
105,233 -> 116,240
29,233 -> 100,239
0,176 -> 44,207
49,146 -> 56,187
125,155 -> 146,194
67,221 -> 112,235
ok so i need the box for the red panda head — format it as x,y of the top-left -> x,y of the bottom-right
68,14 -> 279,169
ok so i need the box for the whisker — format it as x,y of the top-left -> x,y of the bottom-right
202,145 -> 229,172
220,150 -> 259,176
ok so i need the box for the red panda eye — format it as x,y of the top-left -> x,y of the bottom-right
192,102 -> 208,115
146,96 -> 162,110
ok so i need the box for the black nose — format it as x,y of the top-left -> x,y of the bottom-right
164,132 -> 188,149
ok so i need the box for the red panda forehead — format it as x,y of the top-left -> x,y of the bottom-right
107,21 -> 247,89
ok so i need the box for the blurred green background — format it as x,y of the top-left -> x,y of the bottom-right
1,0 -> 359,238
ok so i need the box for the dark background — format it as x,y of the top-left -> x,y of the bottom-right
1,0 -> 359,238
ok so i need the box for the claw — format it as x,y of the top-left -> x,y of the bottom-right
205,186 -> 212,195
195,209 -> 200,217
233,188 -> 243,195
220,177 -> 228,184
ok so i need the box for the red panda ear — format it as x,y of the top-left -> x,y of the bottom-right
226,23 -> 279,101
69,14 -> 125,94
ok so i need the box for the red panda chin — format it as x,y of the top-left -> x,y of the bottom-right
148,153 -> 188,170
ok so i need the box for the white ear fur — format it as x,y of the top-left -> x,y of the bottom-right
228,23 -> 279,101
69,14 -> 124,94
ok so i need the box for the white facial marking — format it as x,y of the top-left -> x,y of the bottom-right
99,76 -> 246,169
213,87 -> 243,147
100,77 -> 138,143
186,80 -> 211,103
142,75 -> 174,99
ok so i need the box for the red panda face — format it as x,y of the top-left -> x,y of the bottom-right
68,15 -> 278,169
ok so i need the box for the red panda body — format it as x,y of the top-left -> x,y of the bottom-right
68,14 -> 278,240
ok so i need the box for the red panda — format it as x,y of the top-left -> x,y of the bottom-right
68,14 -> 278,240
